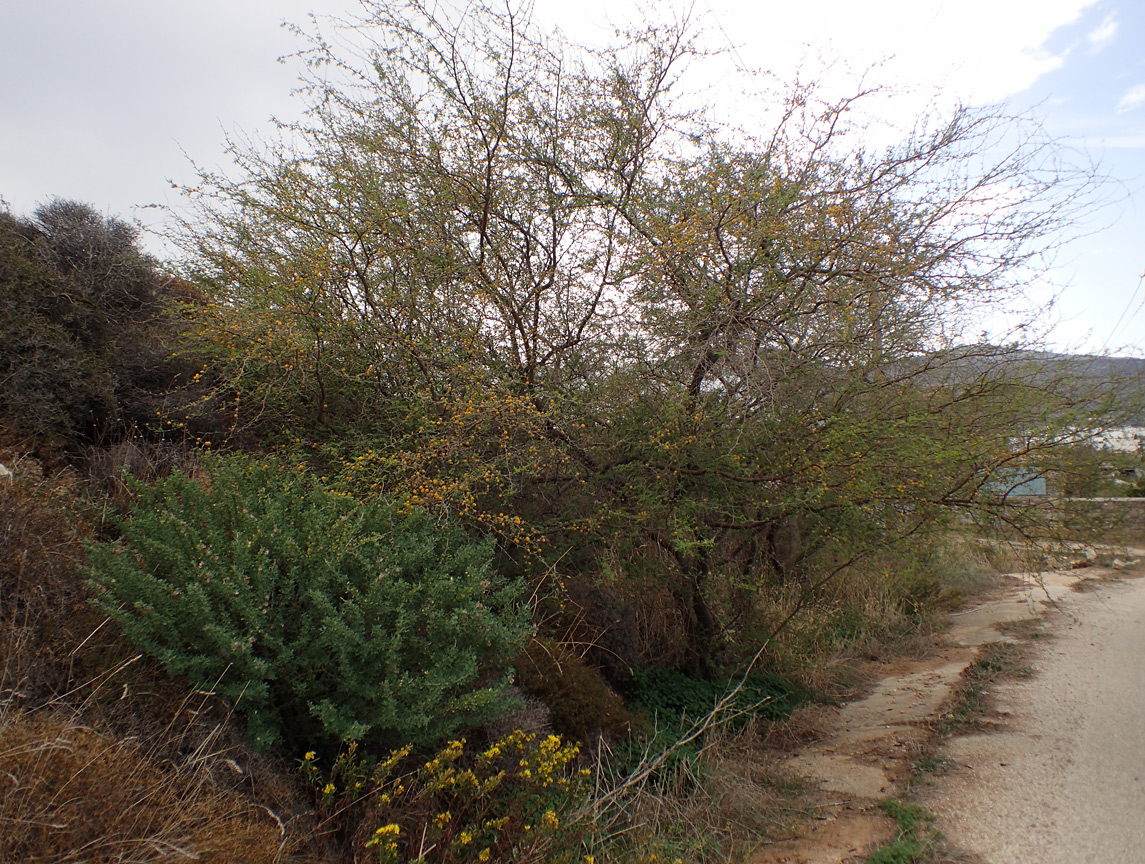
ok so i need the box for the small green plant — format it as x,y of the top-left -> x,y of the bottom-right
913,755 -> 944,774
905,753 -> 949,793
87,453 -> 533,751
866,799 -> 940,864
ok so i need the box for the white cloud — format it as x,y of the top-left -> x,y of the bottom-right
1116,83 -> 1145,114
529,0 -> 1098,130
1086,11 -> 1118,52
1071,135 -> 1145,149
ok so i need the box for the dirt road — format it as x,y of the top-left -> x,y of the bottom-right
922,571 -> 1145,863
750,555 -> 1145,864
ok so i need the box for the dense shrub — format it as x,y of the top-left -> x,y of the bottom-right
621,667 -> 807,729
515,637 -> 634,741
86,453 -> 533,751
604,668 -> 808,789
558,579 -> 640,687
0,202 -> 220,453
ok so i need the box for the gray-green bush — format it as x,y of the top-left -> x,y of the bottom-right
87,453 -> 533,751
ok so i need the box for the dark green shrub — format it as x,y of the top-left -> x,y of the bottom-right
86,453 -> 533,751
514,637 -> 634,740
0,202 -> 223,453
605,667 -> 807,787
621,666 -> 807,728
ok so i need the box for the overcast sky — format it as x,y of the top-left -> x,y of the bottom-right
2,0 -> 1142,355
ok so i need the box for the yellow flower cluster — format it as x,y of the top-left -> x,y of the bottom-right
363,730 -> 591,864
516,733 -> 580,788
365,822 -> 401,862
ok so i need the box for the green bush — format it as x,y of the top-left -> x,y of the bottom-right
86,453 -> 533,751
608,667 -> 809,788
621,666 -> 807,728
514,637 -> 634,740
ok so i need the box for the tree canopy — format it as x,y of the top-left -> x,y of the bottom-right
0,200 -> 225,454
178,0 -> 1107,675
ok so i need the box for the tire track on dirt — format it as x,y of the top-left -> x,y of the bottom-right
920,567 -> 1145,864
751,554 -> 1141,864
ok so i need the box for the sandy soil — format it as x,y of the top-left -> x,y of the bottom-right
920,566 -> 1145,863
749,548 -> 1145,864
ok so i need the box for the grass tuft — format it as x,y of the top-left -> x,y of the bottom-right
938,643 -> 1029,736
866,799 -> 941,864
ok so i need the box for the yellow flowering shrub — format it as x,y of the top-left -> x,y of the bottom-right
357,731 -> 590,863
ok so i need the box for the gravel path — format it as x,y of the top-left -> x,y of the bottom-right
922,573 -> 1145,864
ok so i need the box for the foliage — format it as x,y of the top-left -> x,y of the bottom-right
174,0 -> 1112,684
86,452 -> 533,751
0,201 -> 220,454
605,667 -> 807,787
305,731 -> 590,863
514,637 -> 635,740
1058,444 -> 1145,497
865,799 -> 941,864
622,667 -> 807,728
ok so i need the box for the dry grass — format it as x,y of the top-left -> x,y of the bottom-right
720,532 -> 1007,697
584,721 -> 810,863
0,471 -> 315,863
0,710 -> 286,863
936,642 -> 1031,737
0,474 -> 101,707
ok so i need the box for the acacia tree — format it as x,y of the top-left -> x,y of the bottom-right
181,0 -> 1103,675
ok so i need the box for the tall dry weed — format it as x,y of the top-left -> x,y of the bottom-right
0,710 -> 285,863
0,476 -> 99,706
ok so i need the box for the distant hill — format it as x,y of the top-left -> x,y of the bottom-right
894,347 -> 1145,425
1015,351 -> 1145,423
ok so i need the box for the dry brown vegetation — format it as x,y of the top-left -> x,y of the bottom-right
0,469 -> 307,863
0,710 -> 286,864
